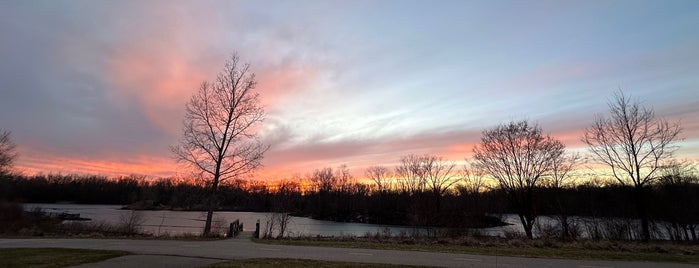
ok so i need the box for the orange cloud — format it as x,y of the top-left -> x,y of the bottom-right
107,43 -> 212,135
255,64 -> 319,107
17,152 -> 178,178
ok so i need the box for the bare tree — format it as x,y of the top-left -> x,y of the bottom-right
395,154 -> 428,193
310,165 -> 353,193
423,156 -> 459,198
473,120 -> 565,239
0,130 -> 17,176
656,159 -> 698,241
335,164 -> 353,193
310,167 -> 335,192
423,156 -> 459,219
547,153 -> 581,190
544,152 -> 581,240
657,159 -> 697,185
457,164 -> 489,221
395,154 -> 459,196
461,164 -> 488,193
171,53 -> 268,236
118,209 -> 145,235
582,90 -> 681,241
365,165 -> 391,193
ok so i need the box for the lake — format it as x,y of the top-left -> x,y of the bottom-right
26,203 -> 476,237
24,203 -> 689,239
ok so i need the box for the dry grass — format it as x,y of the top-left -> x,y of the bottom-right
207,258 -> 427,268
0,248 -> 129,268
255,235 -> 699,264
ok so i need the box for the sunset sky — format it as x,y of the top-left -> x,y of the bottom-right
1,0 -> 698,180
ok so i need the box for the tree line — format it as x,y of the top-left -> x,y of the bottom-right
1,165 -> 696,241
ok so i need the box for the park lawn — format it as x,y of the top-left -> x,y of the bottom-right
208,258 -> 428,268
0,248 -> 130,268
254,239 -> 699,264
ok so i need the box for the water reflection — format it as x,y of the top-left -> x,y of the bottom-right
25,203 -> 688,239
25,203 -> 432,237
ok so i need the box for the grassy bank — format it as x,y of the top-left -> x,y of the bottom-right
207,258 -> 427,268
255,236 -> 699,264
0,248 -> 129,268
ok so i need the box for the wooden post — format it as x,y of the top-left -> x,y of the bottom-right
254,219 -> 260,239
228,219 -> 242,237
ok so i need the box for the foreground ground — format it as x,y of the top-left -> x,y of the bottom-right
256,236 -> 699,264
0,248 -> 129,267
1,233 -> 697,268
0,248 -> 418,268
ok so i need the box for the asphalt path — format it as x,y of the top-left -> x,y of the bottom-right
0,235 -> 696,268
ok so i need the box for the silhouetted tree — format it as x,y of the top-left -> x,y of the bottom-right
310,167 -> 336,193
335,164 -> 353,193
365,165 -> 391,193
656,159 -> 696,185
395,154 -> 428,193
543,152 -> 580,240
423,156 -> 459,198
583,90 -> 681,241
458,165 -> 487,218
0,130 -> 17,176
655,159 -> 698,241
473,120 -> 565,239
171,53 -> 268,236
310,165 -> 361,221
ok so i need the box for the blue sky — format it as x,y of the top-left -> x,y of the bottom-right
0,0 -> 697,178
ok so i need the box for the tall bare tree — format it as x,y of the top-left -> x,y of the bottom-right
583,90 -> 681,241
473,120 -> 565,239
0,130 -> 17,176
171,53 -> 267,236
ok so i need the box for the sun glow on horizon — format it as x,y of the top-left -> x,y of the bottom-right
2,1 -> 698,183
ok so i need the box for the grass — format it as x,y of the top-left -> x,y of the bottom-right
207,258 -> 428,268
254,237 -> 699,264
0,233 -> 227,242
0,248 -> 130,268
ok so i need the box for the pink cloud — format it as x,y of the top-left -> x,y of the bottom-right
16,148 -> 178,178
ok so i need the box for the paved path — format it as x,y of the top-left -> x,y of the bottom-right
1,235 -> 696,268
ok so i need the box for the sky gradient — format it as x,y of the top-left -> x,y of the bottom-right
1,0 -> 698,180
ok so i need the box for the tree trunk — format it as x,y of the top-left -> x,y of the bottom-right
518,214 -> 534,239
203,209 -> 214,235
554,188 -> 570,240
635,186 -> 651,242
559,214 -> 570,240
203,176 -> 220,236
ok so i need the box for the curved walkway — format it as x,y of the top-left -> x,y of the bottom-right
0,234 -> 695,268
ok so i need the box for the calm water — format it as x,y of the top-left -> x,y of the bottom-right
26,203 -> 687,239
25,203 -> 454,237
